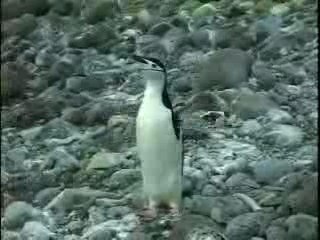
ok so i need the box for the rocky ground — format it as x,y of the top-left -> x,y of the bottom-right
1,0 -> 318,239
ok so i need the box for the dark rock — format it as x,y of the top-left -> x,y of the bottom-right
285,214 -> 318,240
252,62 -> 277,90
82,0 -> 118,24
254,15 -> 282,43
34,187 -> 61,207
266,225 -> 287,240
49,0 -> 76,16
109,169 -> 141,190
47,55 -> 78,85
1,14 -> 37,39
226,173 -> 260,194
1,0 -> 50,20
190,91 -> 227,112
193,49 -> 253,92
215,28 -> 255,50
149,22 -> 173,36
62,108 -> 86,125
68,23 -> 117,49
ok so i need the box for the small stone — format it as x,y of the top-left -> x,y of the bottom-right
270,4 -> 290,16
149,22 -> 173,36
266,109 -> 293,124
109,169 -> 141,190
237,119 -> 262,138
45,147 -> 80,172
266,225 -> 287,240
192,3 -> 217,18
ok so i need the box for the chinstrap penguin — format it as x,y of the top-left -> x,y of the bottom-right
132,55 -> 183,219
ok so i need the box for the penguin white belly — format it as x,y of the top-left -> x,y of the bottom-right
136,101 -> 182,205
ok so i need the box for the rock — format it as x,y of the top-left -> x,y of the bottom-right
3,201 -> 44,229
66,76 -> 104,93
81,214 -> 138,239
62,108 -> 86,125
47,54 -> 78,84
189,29 -> 214,49
87,151 -> 126,170
265,109 -> 293,124
193,49 -> 253,92
148,22 -> 173,36
68,23 -> 117,50
253,15 -> 282,43
49,0 -> 78,16
225,173 -> 260,193
285,214 -> 318,240
263,124 -> 304,148
1,0 -> 50,20
287,173 -> 318,216
45,187 -> 110,213
252,62 -> 277,90
270,4 -> 290,16
20,221 -> 54,240
231,89 -> 277,120
109,169 -> 141,190
107,206 -> 132,219
1,231 -> 21,240
266,225 -> 287,240
191,195 -> 250,223
225,212 -> 271,240
192,3 -> 217,18
1,14 -> 37,39
252,159 -> 294,184
215,28 -> 255,51
44,147 -> 80,172
81,0 -> 117,24
171,75 -> 192,93
169,214 -> 225,240
34,187 -> 61,207
190,91 -> 227,112
35,47 -> 58,68
1,61 -> 31,101
6,146 -> 29,171
236,119 -> 263,138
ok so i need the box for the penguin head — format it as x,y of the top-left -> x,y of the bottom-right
132,55 -> 167,82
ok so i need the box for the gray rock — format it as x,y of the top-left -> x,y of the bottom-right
285,214 -> 318,240
191,195 -> 250,223
252,62 -> 277,90
231,89 -> 277,120
237,119 -> 263,138
169,214 -> 225,240
107,206 -> 132,219
68,23 -> 117,50
266,225 -> 287,240
45,187 -> 110,213
192,3 -> 217,18
286,173 -> 318,216
109,169 -> 141,190
225,212 -> 271,240
62,108 -> 86,125
44,147 -> 80,172
193,49 -> 253,92
253,15 -> 282,43
171,75 -> 192,93
189,29 -> 213,49
225,173 -> 260,194
34,187 -> 61,207
263,124 -> 304,148
49,0 -> 79,16
2,14 -> 37,38
47,55 -> 77,84
20,221 -> 54,240
6,146 -> 29,171
81,0 -> 117,24
201,184 -> 222,197
87,151 -> 126,170
2,0 -> 50,20
265,109 -> 293,124
1,231 -> 21,240
190,91 -> 227,112
3,201 -> 44,229
252,159 -> 294,184
35,47 -> 58,68
149,22 -> 173,36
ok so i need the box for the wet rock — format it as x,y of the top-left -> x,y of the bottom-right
6,146 -> 29,172
194,49 -> 253,92
189,29 -> 214,49
35,47 -> 58,68
252,159 -> 294,184
190,91 -> 227,112
265,109 -> 293,124
215,28 -> 255,51
34,187 -> 61,207
2,14 -> 37,39
252,62 -> 277,90
285,214 -> 318,240
66,76 -> 104,93
107,206 -> 132,219
225,173 -> 260,194
253,15 -> 282,43
47,54 -> 78,84
3,201 -> 44,229
49,0 -> 78,16
263,124 -> 304,148
20,221 -> 55,240
192,3 -> 217,18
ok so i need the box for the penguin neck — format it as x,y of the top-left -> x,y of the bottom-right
144,77 -> 166,102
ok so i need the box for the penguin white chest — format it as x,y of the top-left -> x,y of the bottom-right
136,98 -> 182,203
